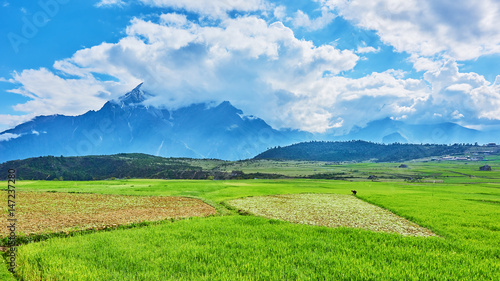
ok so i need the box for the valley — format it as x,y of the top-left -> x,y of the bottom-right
1,157 -> 499,280
2,1 -> 500,280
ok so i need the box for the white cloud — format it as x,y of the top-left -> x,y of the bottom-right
331,118 -> 344,128
470,76 -> 500,120
0,112 -> 37,133
273,5 -> 286,20
416,60 -> 500,124
408,54 -> 444,72
159,13 -> 189,27
356,46 -> 380,54
291,7 -> 335,31
446,83 -> 474,93
451,110 -> 464,120
267,70 -> 429,132
322,0 -> 500,60
7,68 -> 129,117
0,133 -> 21,142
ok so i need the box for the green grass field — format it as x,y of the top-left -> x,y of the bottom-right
1,158 -> 499,280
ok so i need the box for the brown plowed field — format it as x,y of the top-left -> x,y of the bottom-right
1,191 -> 216,236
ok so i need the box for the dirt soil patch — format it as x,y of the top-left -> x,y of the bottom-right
1,191 -> 216,236
227,193 -> 436,237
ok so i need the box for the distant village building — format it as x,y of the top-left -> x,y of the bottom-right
399,164 -> 408,168
479,165 -> 492,171
487,143 -> 497,147
439,156 -> 483,161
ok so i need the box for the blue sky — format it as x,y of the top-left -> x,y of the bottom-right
1,0 -> 500,134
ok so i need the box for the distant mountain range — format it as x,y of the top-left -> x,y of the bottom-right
332,118 -> 491,144
0,84 -> 498,162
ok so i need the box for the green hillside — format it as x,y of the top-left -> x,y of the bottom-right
0,154 -> 213,181
255,140 -> 481,162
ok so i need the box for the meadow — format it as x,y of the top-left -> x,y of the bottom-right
1,157 -> 499,280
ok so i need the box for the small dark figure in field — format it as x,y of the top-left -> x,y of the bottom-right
351,190 -> 357,195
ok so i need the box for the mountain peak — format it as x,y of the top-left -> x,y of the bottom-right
133,82 -> 144,91
216,101 -> 243,114
116,83 -> 152,106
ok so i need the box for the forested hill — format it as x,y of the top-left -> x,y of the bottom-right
0,153 -> 218,181
254,141 -> 474,162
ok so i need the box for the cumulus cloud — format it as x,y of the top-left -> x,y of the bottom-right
470,76 -> 500,120
273,5 -> 287,20
322,0 -> 500,60
4,6 -> 500,134
291,7 -> 336,31
49,15 -> 361,132
268,70 -> 429,132
408,54 -> 444,72
7,68 -> 130,117
414,60 -> 500,124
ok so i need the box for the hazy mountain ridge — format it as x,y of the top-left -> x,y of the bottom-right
0,85 -> 310,162
331,118 -> 489,144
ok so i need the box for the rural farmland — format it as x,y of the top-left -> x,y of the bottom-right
3,0 -> 500,280
1,157 -> 499,280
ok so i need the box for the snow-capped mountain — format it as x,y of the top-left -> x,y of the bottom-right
0,84 -> 310,162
